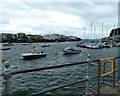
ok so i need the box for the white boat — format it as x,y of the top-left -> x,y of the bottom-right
117,42 -> 120,47
22,43 -> 31,45
86,43 -> 100,49
41,43 -> 50,47
98,43 -> 104,48
111,41 -> 117,47
63,47 -> 81,54
3,43 -> 14,46
102,42 -> 112,48
77,41 -> 87,48
21,52 -> 46,60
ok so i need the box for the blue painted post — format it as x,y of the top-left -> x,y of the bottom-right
3,61 -> 11,96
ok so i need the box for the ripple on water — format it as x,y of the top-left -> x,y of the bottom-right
2,42 -> 118,95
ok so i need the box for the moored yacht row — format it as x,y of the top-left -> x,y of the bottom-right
77,41 -> 119,49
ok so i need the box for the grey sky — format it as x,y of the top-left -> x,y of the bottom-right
0,0 -> 119,39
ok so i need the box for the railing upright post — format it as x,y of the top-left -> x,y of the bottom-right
3,61 -> 11,96
113,59 -> 115,86
102,62 -> 105,83
118,57 -> 120,83
97,60 -> 100,94
118,1 -> 120,83
85,54 -> 91,95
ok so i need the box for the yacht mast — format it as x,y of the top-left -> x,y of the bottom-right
91,22 -> 93,39
117,23 -> 119,36
94,26 -> 96,40
102,22 -> 103,39
84,27 -> 86,40
114,25 -> 115,38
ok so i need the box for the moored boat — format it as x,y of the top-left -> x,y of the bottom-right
86,43 -> 100,49
22,43 -> 31,45
21,52 -> 46,60
77,41 -> 87,48
111,41 -> 117,47
41,43 -> 50,47
0,48 -> 11,51
3,43 -> 14,46
63,47 -> 81,54
102,42 -> 112,48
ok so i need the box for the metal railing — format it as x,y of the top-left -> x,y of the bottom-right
1,55 -> 120,96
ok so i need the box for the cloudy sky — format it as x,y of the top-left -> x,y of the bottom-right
0,0 -> 119,39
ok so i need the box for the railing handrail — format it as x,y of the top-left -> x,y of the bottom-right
9,56 -> 120,75
11,60 -> 95,75
2,56 -> 120,95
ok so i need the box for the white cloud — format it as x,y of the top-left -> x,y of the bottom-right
0,0 -> 119,2
0,1 -> 118,39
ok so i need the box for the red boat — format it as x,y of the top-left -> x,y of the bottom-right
0,48 -> 11,51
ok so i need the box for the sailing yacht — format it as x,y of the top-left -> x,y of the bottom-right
86,42 -> 100,49
86,23 -> 101,49
77,41 -> 87,48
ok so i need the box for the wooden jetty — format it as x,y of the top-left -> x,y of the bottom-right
100,82 -> 120,95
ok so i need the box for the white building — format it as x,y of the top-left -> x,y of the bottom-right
16,33 -> 26,39
43,34 -> 61,40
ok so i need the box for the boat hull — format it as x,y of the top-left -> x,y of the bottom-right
41,44 -> 50,47
77,43 -> 87,48
63,47 -> 81,54
0,48 -> 11,51
21,53 -> 46,60
22,43 -> 31,45
63,50 -> 80,54
86,46 -> 100,49
3,44 -> 14,46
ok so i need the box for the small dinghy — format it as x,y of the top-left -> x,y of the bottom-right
0,48 -> 11,51
86,43 -> 100,49
21,52 -> 46,60
3,42 -> 14,46
77,41 -> 87,48
41,43 -> 50,47
22,43 -> 31,45
63,47 -> 81,54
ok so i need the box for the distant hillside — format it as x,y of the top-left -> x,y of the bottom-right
109,28 -> 120,37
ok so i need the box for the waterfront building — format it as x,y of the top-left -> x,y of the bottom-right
16,33 -> 26,39
2,33 -> 12,40
43,34 -> 61,41
26,34 -> 34,40
11,34 -> 17,39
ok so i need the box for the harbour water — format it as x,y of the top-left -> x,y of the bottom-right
1,42 -> 119,96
